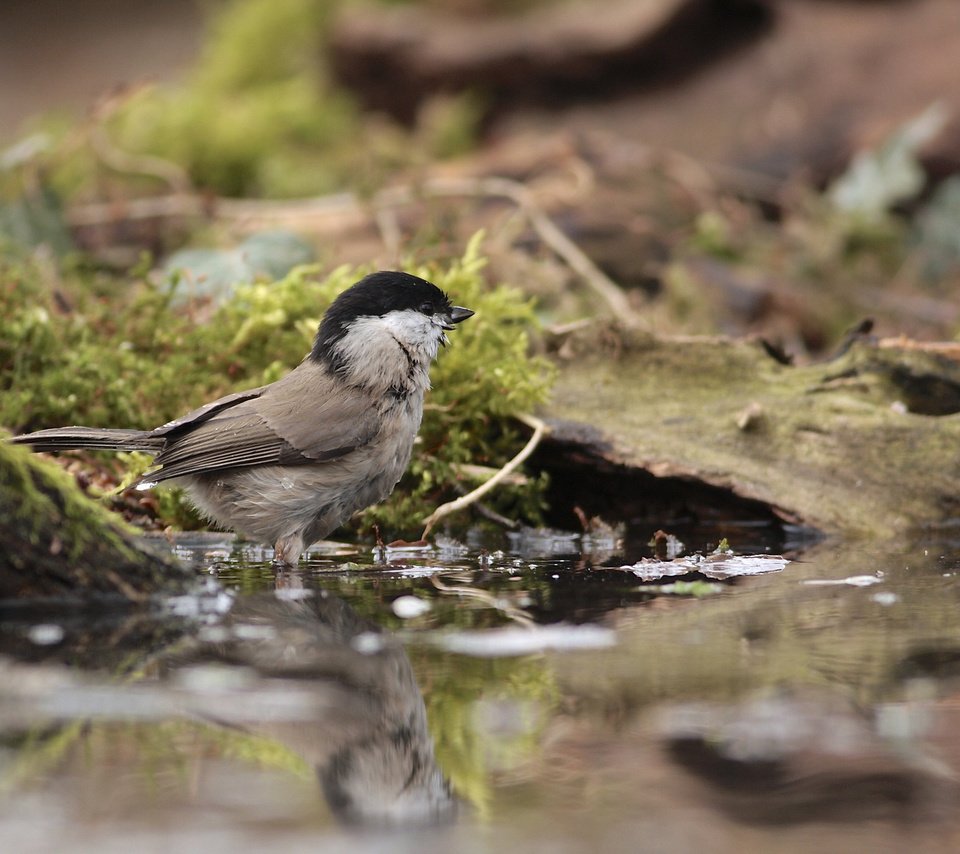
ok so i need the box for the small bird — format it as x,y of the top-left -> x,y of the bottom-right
12,271 -> 474,564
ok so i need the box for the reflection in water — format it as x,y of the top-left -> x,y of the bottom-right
658,689 -> 959,825
5,534 -> 960,850
160,574 -> 457,827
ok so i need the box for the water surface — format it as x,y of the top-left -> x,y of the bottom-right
2,525 -> 960,853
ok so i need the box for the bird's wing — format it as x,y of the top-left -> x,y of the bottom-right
255,362 -> 385,460
151,385 -> 271,438
146,364 -> 381,483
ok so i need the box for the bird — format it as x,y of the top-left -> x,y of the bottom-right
11,271 -> 474,564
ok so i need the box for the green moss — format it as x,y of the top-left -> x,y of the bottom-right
197,722 -> 312,779
0,439 -> 139,563
0,437 -> 189,600
3,719 -> 311,800
99,0 -> 355,198
652,580 -> 723,598
1,238 -> 554,539
0,720 -> 88,796
32,0 -> 480,200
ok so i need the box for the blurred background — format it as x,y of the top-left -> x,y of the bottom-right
0,0 -> 204,134
3,0 -> 960,354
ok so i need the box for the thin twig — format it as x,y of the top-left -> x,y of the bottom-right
430,576 -> 535,626
103,568 -> 148,603
373,204 -> 403,265
66,173 -> 641,326
452,483 -> 520,530
467,500 -> 519,530
89,126 -> 193,195
67,193 -> 204,226
420,413 -> 548,539
454,463 -> 528,486
383,176 -> 641,326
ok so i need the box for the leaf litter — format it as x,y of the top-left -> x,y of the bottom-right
621,553 -> 790,582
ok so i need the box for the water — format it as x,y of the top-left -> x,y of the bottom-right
2,526 -> 960,853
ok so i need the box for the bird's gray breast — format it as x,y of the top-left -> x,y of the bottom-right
298,387 -> 425,541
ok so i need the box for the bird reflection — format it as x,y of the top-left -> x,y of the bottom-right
161,574 -> 457,827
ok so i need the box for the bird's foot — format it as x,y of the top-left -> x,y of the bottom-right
272,534 -> 304,567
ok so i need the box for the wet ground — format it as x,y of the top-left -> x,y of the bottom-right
2,523 -> 960,852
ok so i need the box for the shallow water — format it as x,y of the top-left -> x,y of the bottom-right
2,525 -> 960,853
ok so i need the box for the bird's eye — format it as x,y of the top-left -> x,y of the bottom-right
419,302 -> 434,315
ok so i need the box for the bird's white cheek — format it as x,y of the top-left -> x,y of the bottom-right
381,309 -> 432,341
380,310 -> 447,358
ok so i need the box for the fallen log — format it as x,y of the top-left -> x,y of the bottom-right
329,0 -> 773,123
536,328 -> 960,537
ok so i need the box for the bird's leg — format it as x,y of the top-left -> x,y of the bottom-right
273,533 -> 304,567
372,522 -> 387,564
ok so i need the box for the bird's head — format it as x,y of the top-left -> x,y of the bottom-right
311,272 -> 474,379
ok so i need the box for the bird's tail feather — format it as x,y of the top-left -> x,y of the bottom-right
9,426 -> 163,453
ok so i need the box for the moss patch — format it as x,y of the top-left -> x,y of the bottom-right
2,238 -> 554,539
0,439 -> 191,599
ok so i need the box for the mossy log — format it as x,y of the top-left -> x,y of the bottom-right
0,441 -> 193,600
538,329 -> 960,537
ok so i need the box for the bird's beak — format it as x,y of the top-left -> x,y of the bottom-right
439,306 -> 475,330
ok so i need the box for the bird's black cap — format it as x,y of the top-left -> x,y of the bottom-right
311,271 -> 459,365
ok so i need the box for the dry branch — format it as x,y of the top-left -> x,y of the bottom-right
67,175 -> 641,324
421,413 -> 548,539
